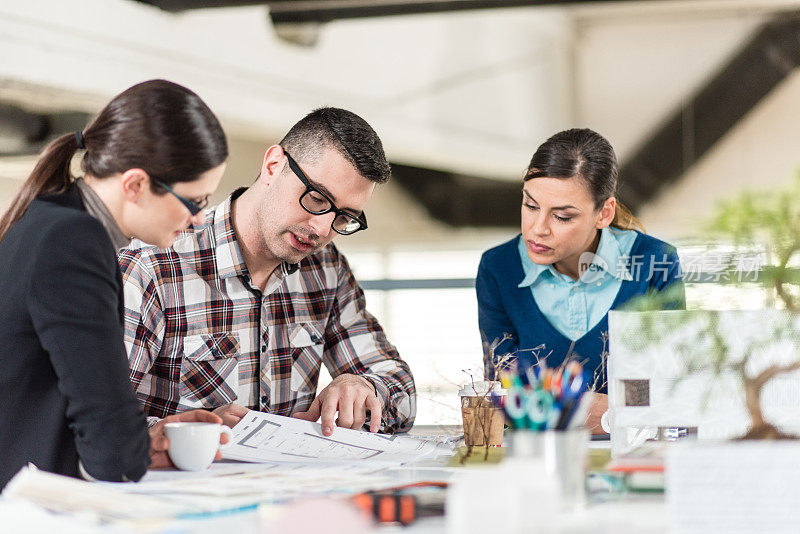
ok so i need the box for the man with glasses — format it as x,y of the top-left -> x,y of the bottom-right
119,108 -> 415,436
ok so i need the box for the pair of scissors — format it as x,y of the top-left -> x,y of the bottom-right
526,388 -> 554,431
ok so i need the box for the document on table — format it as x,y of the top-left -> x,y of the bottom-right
2,465 -> 189,521
128,461 -> 399,507
223,411 -> 453,465
1,414 -> 456,529
2,462 -> 399,526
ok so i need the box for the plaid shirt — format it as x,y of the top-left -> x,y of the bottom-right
118,190 -> 416,434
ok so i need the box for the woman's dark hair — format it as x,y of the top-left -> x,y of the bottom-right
0,79 -> 228,242
524,128 -> 644,232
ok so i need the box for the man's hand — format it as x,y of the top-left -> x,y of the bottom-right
292,374 -> 382,436
148,409 -> 227,469
585,393 -> 609,435
212,403 -> 250,428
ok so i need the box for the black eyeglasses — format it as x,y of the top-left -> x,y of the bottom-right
282,148 -> 368,235
150,176 -> 207,216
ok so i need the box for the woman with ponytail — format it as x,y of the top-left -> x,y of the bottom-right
476,128 -> 685,434
0,80 -> 229,488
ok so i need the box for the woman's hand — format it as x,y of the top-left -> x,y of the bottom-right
585,393 -> 609,435
148,409 -> 226,469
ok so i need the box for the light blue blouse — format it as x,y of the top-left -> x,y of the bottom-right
516,227 -> 639,341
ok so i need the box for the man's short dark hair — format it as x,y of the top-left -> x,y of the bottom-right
280,107 -> 391,184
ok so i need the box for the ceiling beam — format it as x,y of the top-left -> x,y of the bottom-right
266,0 -> 627,24
618,15 -> 800,211
133,0 -> 649,22
0,104 -> 91,157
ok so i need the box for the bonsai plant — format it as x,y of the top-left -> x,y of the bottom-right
620,176 -> 800,440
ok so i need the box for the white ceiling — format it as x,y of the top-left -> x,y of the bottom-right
2,0 -> 800,182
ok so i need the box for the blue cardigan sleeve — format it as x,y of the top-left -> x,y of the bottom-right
476,252 -> 519,379
651,247 -> 686,310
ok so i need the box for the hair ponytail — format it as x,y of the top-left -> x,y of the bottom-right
0,133 -> 81,242
611,200 -> 645,232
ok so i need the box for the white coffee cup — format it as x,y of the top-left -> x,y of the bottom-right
164,422 -> 233,471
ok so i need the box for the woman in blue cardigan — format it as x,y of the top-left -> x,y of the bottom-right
476,128 -> 684,433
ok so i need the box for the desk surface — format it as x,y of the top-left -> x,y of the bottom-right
0,426 -> 670,534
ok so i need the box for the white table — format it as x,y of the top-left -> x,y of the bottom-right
1,426 -> 670,533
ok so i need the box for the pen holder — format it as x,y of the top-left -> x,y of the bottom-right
508,429 -> 589,510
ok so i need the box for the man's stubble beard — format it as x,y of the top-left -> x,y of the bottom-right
266,225 -> 325,266
256,199 -> 326,266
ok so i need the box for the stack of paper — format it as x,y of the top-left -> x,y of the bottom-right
0,414 -> 456,530
2,466 -> 190,524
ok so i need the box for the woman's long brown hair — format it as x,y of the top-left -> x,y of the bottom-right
0,79 -> 228,243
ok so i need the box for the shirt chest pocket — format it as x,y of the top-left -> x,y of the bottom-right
179,332 -> 241,407
287,321 -> 325,394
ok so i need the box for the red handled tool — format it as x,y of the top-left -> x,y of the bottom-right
352,481 -> 447,526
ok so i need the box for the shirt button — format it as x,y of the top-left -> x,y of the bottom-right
261,395 -> 269,404
261,345 -> 267,353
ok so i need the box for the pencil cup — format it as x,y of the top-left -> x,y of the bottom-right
459,381 -> 506,447
509,429 -> 589,509
164,422 -> 233,471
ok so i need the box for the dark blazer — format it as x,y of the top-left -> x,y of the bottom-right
0,187 -> 149,489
